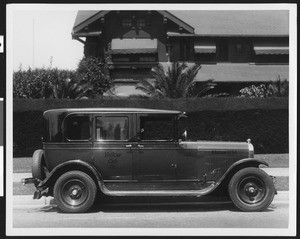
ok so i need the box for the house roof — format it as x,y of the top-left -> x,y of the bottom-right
168,10 -> 289,36
73,10 -> 289,37
73,10 -> 194,35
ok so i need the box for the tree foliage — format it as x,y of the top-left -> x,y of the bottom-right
76,56 -> 112,97
13,56 -> 112,99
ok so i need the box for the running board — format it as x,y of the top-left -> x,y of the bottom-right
101,184 -> 216,197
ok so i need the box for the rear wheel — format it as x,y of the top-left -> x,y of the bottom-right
228,167 -> 275,212
54,171 -> 97,213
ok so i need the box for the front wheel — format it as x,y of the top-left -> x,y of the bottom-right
228,167 -> 275,212
54,171 -> 97,213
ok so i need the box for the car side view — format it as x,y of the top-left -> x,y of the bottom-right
22,108 -> 276,213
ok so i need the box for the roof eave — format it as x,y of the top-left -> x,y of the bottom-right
73,10 -> 109,34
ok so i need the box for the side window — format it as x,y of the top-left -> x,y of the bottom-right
96,116 -> 129,141
65,115 -> 90,141
140,116 -> 173,141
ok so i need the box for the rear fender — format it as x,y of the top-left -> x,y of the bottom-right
36,160 -> 105,192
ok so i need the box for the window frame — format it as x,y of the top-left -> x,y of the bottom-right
63,113 -> 92,142
94,115 -> 130,142
137,114 -> 175,142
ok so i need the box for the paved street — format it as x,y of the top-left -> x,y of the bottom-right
12,191 -> 289,229
11,166 -> 291,233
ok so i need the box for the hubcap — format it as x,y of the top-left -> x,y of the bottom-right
238,176 -> 266,204
61,179 -> 87,206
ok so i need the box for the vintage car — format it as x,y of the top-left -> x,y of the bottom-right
22,108 -> 276,213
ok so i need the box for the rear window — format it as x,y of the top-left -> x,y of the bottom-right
65,115 -> 90,141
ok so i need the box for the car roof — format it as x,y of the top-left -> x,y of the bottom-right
44,108 -> 182,115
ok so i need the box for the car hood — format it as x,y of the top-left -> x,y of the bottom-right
179,140 -> 250,151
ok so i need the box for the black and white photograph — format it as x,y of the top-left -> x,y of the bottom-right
5,3 -> 297,237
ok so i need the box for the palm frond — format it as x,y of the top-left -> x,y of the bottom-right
135,79 -> 164,98
193,79 -> 217,97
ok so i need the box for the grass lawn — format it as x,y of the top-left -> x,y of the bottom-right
254,154 -> 289,168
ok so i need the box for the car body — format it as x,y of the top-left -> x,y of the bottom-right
22,108 -> 276,213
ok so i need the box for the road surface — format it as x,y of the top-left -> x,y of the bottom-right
12,192 -> 289,229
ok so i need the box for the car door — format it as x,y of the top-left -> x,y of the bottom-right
134,114 -> 177,181
92,113 -> 134,181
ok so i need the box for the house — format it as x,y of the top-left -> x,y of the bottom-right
72,10 -> 289,96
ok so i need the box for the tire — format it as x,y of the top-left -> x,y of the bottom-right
53,171 -> 97,213
32,150 -> 46,180
228,167 -> 275,212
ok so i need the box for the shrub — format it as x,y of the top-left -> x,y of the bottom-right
239,84 -> 270,98
76,56 -> 112,97
267,77 -> 289,97
239,76 -> 289,98
13,56 -> 113,99
13,67 -> 77,99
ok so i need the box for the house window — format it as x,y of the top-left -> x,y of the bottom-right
139,55 -> 156,62
122,18 -> 132,28
112,54 -> 157,63
112,55 -> 130,62
137,19 -> 146,28
179,39 -> 192,61
96,116 -> 129,141
217,39 -> 229,62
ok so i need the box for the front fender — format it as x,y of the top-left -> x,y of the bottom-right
36,159 -> 105,192
211,158 -> 269,192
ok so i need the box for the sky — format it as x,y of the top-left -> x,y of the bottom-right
12,10 -> 84,71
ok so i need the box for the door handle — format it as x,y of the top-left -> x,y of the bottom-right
137,144 -> 144,148
171,163 -> 177,168
125,144 -> 132,148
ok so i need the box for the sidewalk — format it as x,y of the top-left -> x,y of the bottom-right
13,168 -> 289,183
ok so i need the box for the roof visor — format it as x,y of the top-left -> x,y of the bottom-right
111,38 -> 158,54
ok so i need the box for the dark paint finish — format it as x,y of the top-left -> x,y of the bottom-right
34,108 -> 260,196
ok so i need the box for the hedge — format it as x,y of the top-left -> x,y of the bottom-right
13,98 -> 288,156
13,97 -> 288,112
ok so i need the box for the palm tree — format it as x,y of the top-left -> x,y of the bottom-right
136,62 -> 216,98
50,78 -> 93,99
